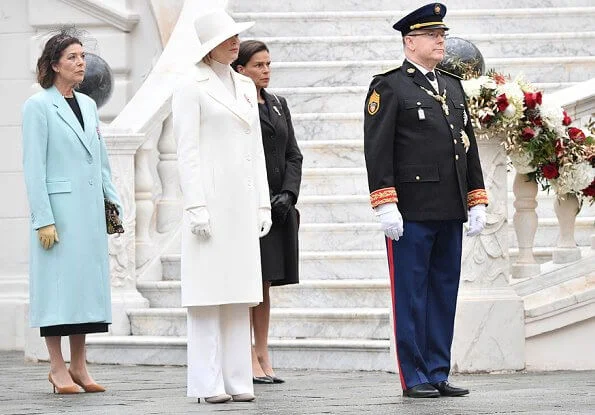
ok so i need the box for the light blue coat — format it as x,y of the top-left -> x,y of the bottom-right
22,86 -> 122,328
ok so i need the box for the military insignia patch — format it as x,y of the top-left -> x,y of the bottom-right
407,67 -> 416,74
434,4 -> 441,14
367,90 -> 380,115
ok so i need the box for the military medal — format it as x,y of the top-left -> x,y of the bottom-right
419,85 -> 449,116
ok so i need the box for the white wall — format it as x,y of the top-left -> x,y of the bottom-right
0,0 -> 162,350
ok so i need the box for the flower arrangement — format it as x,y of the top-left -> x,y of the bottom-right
461,71 -> 595,204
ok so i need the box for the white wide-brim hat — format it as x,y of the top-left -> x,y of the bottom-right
194,9 -> 254,62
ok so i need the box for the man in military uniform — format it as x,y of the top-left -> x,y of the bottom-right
363,3 -> 488,398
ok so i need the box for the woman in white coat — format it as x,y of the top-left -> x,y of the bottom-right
171,9 -> 271,404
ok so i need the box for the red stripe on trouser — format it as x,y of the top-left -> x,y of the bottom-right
386,236 -> 407,390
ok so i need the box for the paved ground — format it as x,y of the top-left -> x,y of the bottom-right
1,351 -> 593,415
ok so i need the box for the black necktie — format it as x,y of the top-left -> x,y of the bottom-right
426,71 -> 435,81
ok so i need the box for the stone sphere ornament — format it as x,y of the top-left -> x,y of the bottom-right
76,52 -> 113,108
438,37 -> 485,79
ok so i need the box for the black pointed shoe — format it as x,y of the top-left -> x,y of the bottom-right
253,376 -> 273,384
432,381 -> 469,397
402,383 -> 440,398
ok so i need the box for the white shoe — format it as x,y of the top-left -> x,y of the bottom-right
201,393 -> 231,404
232,393 -> 255,402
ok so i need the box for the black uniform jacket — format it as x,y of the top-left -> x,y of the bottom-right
364,60 -> 487,221
259,90 -> 303,286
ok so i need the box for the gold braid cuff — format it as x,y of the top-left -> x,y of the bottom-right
468,189 -> 488,208
370,187 -> 398,208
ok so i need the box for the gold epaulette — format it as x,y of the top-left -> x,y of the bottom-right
436,67 -> 463,80
374,65 -> 401,77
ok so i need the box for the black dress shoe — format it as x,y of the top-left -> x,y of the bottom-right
432,381 -> 469,397
402,383 -> 440,398
253,376 -> 273,384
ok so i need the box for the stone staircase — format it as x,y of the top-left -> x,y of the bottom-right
86,0 -> 595,369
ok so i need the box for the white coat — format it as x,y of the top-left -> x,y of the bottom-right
172,62 -> 270,307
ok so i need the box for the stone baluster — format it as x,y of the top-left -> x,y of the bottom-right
104,132 -> 150,335
552,194 -> 582,263
452,137 -> 524,372
510,172 -> 541,279
156,114 -> 182,232
135,123 -> 163,269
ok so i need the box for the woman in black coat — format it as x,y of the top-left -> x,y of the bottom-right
233,40 -> 303,384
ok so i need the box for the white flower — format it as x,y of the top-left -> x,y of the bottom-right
539,95 -> 564,130
502,104 -> 517,118
551,162 -> 595,195
509,147 -> 536,174
497,80 -> 524,103
462,78 -> 483,98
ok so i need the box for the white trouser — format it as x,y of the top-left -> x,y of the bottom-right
186,304 -> 253,398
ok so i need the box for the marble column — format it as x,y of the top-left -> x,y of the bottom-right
451,138 -> 525,372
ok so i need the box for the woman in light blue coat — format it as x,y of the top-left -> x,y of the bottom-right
22,32 -> 122,394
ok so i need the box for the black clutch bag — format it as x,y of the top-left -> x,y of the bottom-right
105,199 -> 124,235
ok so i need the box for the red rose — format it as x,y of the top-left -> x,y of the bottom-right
496,94 -> 509,112
562,110 -> 572,126
531,116 -> 543,127
568,127 -> 586,143
542,163 -> 559,179
493,73 -> 506,85
524,92 -> 541,109
480,113 -> 493,124
522,127 -> 536,141
582,180 -> 595,197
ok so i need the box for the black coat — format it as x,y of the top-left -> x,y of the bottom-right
364,60 -> 487,221
259,90 -> 303,286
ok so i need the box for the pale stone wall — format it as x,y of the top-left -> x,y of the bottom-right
0,0 -> 162,350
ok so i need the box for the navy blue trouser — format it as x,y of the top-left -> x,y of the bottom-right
385,220 -> 463,390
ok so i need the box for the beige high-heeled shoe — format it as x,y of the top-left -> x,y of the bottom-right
68,370 -> 106,393
48,373 -> 79,394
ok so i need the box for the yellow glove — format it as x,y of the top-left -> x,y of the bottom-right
38,224 -> 59,250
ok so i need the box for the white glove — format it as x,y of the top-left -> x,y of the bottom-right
374,203 -> 403,241
258,207 -> 272,238
187,206 -> 211,239
467,204 -> 487,237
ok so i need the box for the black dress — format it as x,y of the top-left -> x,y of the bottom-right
258,91 -> 303,286
39,95 -> 109,337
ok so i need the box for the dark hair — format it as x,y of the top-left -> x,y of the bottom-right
36,33 -> 83,88
231,40 -> 269,72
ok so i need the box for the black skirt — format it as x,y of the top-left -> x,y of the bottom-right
40,323 -> 109,337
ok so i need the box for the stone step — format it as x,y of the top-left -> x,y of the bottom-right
298,139 -> 364,168
292,112 -> 363,140
301,167 -> 368,195
297,191 -> 594,223
229,0 -> 593,12
276,82 -> 574,114
238,8 -> 595,37
268,57 -> 595,88
160,247 -> 560,282
138,279 -> 392,309
259,32 -> 595,61
128,307 -> 390,339
297,219 -> 594,251
86,335 -> 392,370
